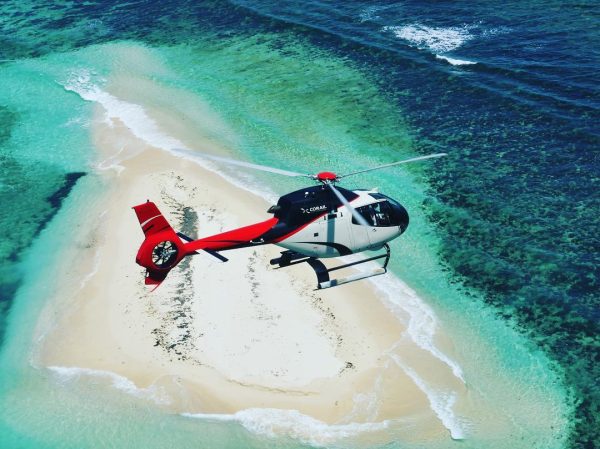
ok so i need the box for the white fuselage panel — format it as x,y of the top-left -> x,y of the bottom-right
275,190 -> 403,258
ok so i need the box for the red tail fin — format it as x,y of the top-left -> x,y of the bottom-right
132,201 -> 175,237
133,201 -> 184,291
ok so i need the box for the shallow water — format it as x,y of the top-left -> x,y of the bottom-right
0,0 -> 597,447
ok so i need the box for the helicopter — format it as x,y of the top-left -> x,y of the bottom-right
133,151 -> 446,290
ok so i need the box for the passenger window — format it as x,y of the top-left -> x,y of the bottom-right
352,205 -> 372,226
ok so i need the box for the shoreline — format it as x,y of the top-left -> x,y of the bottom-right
34,84 -> 468,444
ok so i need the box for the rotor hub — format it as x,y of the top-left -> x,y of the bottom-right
315,171 -> 338,183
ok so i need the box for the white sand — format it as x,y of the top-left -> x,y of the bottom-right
36,95 -> 468,444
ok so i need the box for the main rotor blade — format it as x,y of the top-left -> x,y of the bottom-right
327,183 -> 370,227
339,153 -> 447,178
173,148 -> 310,178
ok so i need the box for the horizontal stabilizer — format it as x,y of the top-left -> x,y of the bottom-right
177,232 -> 194,242
177,232 -> 227,262
204,249 -> 228,263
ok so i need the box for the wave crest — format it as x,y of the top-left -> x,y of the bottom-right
383,24 -> 474,53
47,366 -> 171,404
436,55 -> 477,66
183,409 -> 391,447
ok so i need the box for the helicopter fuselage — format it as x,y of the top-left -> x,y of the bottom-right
265,185 -> 409,258
133,151 -> 444,289
133,185 -> 409,289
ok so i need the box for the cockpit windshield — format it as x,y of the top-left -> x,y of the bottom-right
352,201 -> 392,226
352,199 -> 409,230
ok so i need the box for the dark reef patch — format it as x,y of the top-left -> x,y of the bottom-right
0,161 -> 86,345
46,172 -> 86,209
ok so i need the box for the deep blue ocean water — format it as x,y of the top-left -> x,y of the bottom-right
0,1 -> 598,447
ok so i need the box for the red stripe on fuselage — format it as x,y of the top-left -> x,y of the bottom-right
185,217 -> 279,252
183,195 -> 359,253
272,211 -> 328,243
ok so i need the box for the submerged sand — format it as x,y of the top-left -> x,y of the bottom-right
36,99 -> 468,445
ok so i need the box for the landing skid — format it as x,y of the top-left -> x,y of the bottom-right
270,244 -> 390,289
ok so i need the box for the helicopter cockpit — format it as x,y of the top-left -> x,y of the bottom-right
352,193 -> 409,231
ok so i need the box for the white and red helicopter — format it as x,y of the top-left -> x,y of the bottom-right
133,152 -> 446,290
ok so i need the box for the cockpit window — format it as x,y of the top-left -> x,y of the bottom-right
368,192 -> 387,201
352,201 -> 395,226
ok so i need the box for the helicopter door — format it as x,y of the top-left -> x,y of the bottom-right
350,204 -> 377,251
351,201 -> 399,250
314,210 -> 352,257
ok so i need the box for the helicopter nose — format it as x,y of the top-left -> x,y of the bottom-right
397,204 -> 409,234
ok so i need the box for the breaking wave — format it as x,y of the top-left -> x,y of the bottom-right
383,24 -> 474,53
436,55 -> 477,66
47,366 -> 171,404
62,69 -> 279,203
183,408 -> 392,447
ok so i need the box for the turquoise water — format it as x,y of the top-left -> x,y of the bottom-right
1,0 -> 596,447
0,58 -> 92,346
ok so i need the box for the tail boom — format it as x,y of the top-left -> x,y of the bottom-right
184,217 -> 278,252
133,201 -> 278,289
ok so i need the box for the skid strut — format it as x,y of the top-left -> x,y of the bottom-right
270,244 -> 390,289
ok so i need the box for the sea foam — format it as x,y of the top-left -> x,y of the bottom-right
389,355 -> 465,440
376,274 -> 465,383
47,366 -> 171,404
339,256 -> 468,438
340,254 -> 465,384
383,24 -> 474,53
183,409 -> 392,447
435,55 -> 477,66
62,69 -> 279,204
